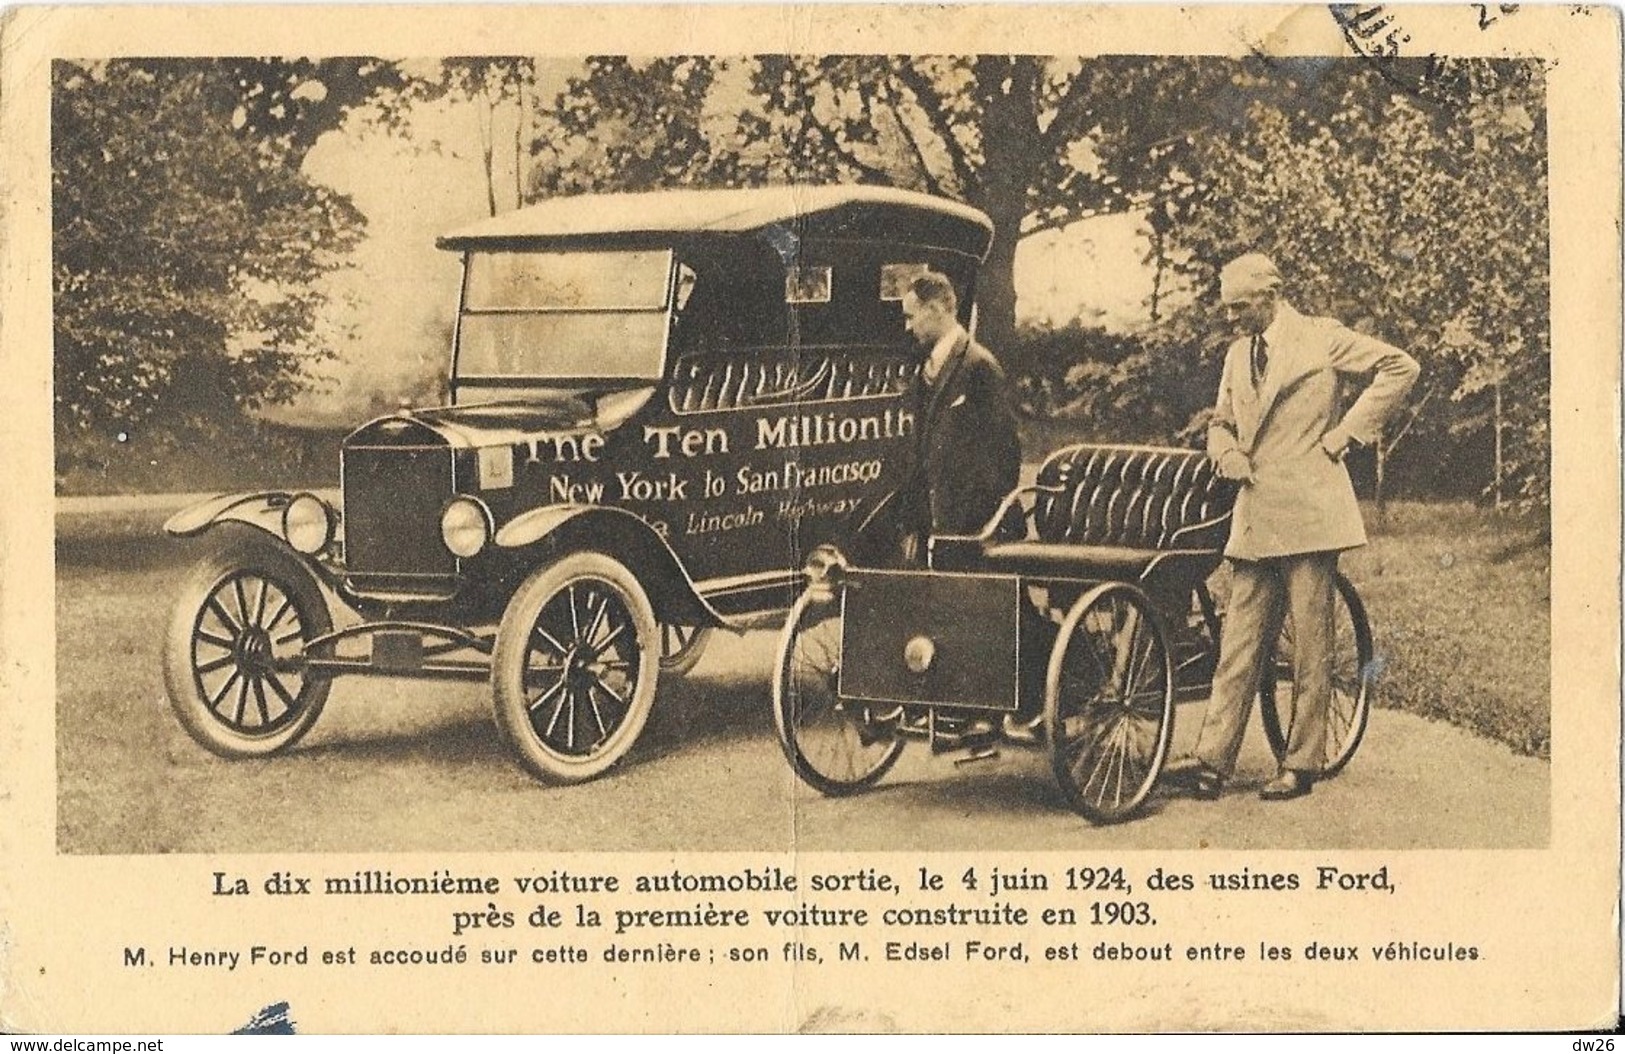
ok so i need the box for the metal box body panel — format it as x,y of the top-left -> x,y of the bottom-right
839,570 -> 1020,711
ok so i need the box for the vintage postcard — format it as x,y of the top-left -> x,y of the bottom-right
2,2 -> 1618,1035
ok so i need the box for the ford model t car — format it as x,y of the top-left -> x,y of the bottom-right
163,185 -> 994,783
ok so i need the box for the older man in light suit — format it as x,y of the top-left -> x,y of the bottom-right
1169,254 -> 1420,801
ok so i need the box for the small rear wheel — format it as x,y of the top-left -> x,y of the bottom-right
1259,573 -> 1373,777
773,586 -> 903,795
491,553 -> 659,783
1045,582 -> 1175,823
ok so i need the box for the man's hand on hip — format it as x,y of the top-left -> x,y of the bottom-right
1215,449 -> 1255,484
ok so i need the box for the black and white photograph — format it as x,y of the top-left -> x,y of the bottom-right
5,1 -> 1618,1036
52,47 -> 1552,852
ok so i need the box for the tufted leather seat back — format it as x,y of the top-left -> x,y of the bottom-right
668,350 -> 918,413
1032,444 -> 1238,551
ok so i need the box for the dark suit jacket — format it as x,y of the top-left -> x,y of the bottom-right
900,331 -> 1022,537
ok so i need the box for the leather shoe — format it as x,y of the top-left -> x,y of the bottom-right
1185,769 -> 1224,800
1259,769 -> 1315,801
1164,756 -> 1224,800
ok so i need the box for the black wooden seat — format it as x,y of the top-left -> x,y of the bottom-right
929,444 -> 1238,597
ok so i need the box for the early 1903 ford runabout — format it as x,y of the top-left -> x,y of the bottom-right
770,441 -> 1374,824
163,185 -> 995,783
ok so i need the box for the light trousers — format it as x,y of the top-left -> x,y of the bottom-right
1194,551 -> 1338,778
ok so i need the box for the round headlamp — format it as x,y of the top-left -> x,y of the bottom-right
441,496 -> 493,559
282,493 -> 334,555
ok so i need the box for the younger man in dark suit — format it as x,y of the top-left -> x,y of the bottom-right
895,271 -> 1022,556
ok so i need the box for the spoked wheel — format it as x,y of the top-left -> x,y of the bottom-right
773,585 -> 903,796
162,528 -> 334,758
1045,582 -> 1175,824
491,553 -> 659,784
659,624 -> 713,675
1259,573 -> 1373,778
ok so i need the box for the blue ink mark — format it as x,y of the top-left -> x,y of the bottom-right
234,1001 -> 297,1035
758,223 -> 801,264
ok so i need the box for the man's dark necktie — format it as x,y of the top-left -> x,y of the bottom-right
1250,333 -> 1269,386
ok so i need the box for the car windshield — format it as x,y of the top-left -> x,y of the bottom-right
457,249 -> 673,381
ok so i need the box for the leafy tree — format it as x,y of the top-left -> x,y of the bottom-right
523,55 -> 1549,507
425,59 -> 538,217
202,58 -> 411,167
1150,59 -> 1549,509
52,59 -> 405,456
528,55 -> 1238,355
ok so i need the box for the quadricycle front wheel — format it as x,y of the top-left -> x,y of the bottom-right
772,585 -> 905,796
1045,582 -> 1176,824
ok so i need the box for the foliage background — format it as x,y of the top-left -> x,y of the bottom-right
53,55 -> 1548,512
50,54 -> 1553,760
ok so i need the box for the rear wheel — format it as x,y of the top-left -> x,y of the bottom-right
491,553 -> 660,783
773,586 -> 903,795
1045,583 -> 1175,823
162,528 -> 334,758
659,624 -> 713,675
1259,573 -> 1373,777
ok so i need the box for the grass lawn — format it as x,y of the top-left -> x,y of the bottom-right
57,421 -> 344,496
1341,501 -> 1550,758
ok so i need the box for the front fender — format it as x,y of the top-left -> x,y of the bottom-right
495,505 -> 727,630
164,492 -> 297,539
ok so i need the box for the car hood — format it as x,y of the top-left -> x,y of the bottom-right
347,387 -> 654,450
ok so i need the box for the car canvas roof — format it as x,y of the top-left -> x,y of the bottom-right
436,185 -> 995,260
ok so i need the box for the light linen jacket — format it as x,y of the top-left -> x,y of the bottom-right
1208,303 -> 1420,560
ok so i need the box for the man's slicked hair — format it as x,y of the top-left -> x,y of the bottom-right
907,270 -> 958,312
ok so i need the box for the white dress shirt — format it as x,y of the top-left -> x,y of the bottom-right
922,323 -> 965,386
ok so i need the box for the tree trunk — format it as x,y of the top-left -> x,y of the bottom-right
513,80 -> 526,210
1374,436 -> 1388,529
1493,377 -> 1504,512
964,58 -> 1042,366
975,203 -> 1024,359
479,82 -> 498,217
1148,218 -> 1167,324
